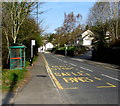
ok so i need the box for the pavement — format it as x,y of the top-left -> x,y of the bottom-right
2,53 -> 64,104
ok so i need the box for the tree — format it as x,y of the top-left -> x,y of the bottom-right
88,2 -> 119,41
54,12 -> 82,47
2,2 -> 44,68
87,1 -> 119,49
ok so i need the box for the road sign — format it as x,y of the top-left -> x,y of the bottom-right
31,40 -> 35,46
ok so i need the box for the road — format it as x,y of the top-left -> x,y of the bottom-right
43,53 -> 120,104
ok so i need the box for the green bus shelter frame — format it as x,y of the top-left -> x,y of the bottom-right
9,45 -> 26,70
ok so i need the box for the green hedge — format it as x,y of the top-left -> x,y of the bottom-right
58,46 -> 76,51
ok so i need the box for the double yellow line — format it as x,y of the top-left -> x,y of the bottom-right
42,54 -> 63,90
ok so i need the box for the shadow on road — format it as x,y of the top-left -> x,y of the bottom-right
2,73 -> 18,105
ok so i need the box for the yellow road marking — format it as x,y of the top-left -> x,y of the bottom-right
59,66 -> 66,67
72,72 -> 78,76
63,77 -> 94,83
61,72 -> 71,76
94,77 -> 101,81
97,83 -> 116,88
52,66 -> 58,67
85,73 -> 91,76
54,73 -> 62,76
42,54 -> 48,66
77,72 -> 83,76
42,54 -> 63,90
64,87 -> 79,89
48,66 -> 63,89
50,68 -> 57,70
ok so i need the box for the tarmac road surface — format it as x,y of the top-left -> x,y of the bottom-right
43,53 -> 120,104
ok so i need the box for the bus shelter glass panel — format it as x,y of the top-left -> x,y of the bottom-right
10,45 -> 26,70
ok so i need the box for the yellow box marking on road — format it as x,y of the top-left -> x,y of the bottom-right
63,77 -> 94,83
61,68 -> 65,70
63,78 -> 69,83
85,73 -> 91,76
77,72 -> 83,76
50,68 -> 57,70
51,66 -> 74,71
60,66 -> 66,67
54,73 -> 62,76
69,77 -> 79,82
52,66 -> 59,67
65,68 -> 72,70
94,77 -> 101,81
97,83 -> 116,88
61,72 -> 71,76
71,72 -> 78,76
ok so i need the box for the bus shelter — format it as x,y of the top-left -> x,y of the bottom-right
9,44 -> 26,69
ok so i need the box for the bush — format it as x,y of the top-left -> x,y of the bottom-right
58,47 -> 65,50
2,69 -> 27,90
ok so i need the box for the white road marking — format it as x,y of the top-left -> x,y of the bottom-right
69,63 -> 76,66
80,67 -> 93,72
101,74 -> 120,81
63,61 -> 67,63
71,58 -> 84,62
59,59 -> 62,61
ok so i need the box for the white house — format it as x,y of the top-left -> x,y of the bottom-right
73,30 -> 94,49
81,30 -> 94,48
45,42 -> 54,51
38,42 -> 54,53
38,46 -> 45,52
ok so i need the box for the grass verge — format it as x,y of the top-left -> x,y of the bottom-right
1,68 -> 28,91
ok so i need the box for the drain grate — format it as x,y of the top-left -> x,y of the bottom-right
36,75 -> 47,77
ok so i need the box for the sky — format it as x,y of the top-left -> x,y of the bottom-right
38,2 -> 95,34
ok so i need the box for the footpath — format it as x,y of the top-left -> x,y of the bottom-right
2,53 -> 64,104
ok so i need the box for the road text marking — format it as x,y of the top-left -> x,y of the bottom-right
97,83 -> 116,88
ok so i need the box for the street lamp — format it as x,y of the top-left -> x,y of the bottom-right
76,40 -> 79,47
64,44 -> 68,57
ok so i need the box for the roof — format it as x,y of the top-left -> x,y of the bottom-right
81,30 -> 94,38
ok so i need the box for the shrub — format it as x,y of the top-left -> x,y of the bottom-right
58,47 -> 65,50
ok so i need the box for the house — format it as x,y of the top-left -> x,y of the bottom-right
82,30 -> 94,48
45,42 -> 54,51
38,46 -> 45,52
73,30 -> 94,49
38,42 -> 54,53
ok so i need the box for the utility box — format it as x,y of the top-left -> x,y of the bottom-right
9,44 -> 26,69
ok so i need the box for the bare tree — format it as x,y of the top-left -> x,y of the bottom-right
87,1 -> 119,42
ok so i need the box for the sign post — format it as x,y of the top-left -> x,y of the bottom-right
65,44 -> 68,57
31,40 -> 35,58
30,40 -> 35,66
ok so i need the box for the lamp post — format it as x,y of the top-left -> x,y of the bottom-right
76,40 -> 79,47
64,44 -> 68,57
